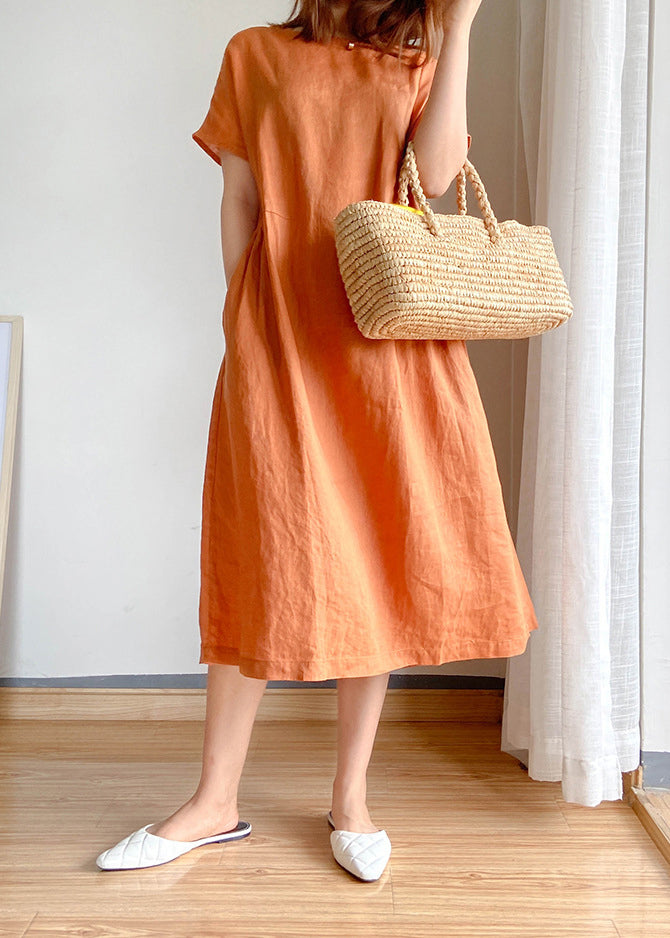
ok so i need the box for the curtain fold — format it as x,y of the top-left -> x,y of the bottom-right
500,0 -> 647,806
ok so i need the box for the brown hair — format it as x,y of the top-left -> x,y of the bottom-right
269,1 -> 443,67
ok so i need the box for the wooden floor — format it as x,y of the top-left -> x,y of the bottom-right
1,718 -> 669,938
645,789 -> 670,823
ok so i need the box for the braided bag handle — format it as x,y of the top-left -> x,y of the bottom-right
397,140 -> 501,244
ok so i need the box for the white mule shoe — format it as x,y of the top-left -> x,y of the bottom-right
96,819 -> 252,870
327,810 -> 391,882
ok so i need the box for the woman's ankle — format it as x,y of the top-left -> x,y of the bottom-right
147,796 -> 240,840
331,777 -> 367,807
190,790 -> 239,817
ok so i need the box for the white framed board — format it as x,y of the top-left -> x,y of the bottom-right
0,316 -> 22,616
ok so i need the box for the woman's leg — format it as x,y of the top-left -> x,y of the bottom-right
147,663 -> 267,841
331,671 -> 390,833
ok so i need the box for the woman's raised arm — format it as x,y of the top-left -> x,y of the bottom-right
412,0 -> 484,199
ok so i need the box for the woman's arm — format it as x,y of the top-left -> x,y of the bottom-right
412,0 -> 484,199
218,150 -> 260,287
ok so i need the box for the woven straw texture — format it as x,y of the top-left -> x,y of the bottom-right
333,140 -> 574,340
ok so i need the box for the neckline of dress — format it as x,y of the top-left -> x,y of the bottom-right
272,25 -> 429,61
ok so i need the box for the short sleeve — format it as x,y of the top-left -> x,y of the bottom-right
192,36 -> 248,165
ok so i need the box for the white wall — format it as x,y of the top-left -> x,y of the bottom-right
641,0 -> 670,755
0,0 -> 525,680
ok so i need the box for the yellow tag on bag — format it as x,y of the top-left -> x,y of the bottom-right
395,204 -> 423,215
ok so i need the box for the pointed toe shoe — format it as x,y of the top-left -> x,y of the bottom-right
96,819 -> 252,871
327,810 -> 391,882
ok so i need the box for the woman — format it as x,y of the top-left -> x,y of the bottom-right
96,0 -> 538,881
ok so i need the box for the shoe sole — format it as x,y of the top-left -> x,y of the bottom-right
202,819 -> 252,842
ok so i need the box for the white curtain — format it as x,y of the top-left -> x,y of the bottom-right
500,0 -> 648,806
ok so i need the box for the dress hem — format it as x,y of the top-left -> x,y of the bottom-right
199,623 -> 538,681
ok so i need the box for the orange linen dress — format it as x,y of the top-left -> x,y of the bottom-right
192,24 -> 539,681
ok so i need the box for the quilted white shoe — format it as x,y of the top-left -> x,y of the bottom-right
96,819 -> 252,870
327,810 -> 391,882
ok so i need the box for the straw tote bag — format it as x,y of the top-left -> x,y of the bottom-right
333,140 -> 574,340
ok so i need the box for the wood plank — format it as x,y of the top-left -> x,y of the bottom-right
22,914 -> 623,937
0,687 -> 503,723
0,918 -> 36,938
629,786 -> 670,867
